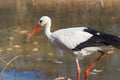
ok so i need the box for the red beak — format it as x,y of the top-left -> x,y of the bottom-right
27,24 -> 41,40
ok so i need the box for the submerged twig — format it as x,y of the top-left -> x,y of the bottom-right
11,54 -> 17,80
0,58 -> 7,64
27,57 -> 40,79
0,55 -> 23,80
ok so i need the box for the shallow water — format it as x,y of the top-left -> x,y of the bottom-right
2,70 -> 45,80
0,0 -> 120,80
0,53 -> 120,80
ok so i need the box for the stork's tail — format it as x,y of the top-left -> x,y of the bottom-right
101,34 -> 120,49
84,27 -> 120,49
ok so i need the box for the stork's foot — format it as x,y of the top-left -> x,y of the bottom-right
84,69 -> 89,80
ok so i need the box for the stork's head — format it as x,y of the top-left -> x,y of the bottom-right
27,16 -> 51,40
39,16 -> 51,26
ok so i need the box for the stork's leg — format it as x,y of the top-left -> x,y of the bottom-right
84,50 -> 106,80
75,58 -> 81,80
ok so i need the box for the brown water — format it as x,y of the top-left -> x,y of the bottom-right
0,0 -> 120,80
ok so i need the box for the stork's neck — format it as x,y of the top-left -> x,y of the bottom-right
44,22 -> 52,38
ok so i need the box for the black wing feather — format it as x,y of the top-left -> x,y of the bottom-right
72,27 -> 120,51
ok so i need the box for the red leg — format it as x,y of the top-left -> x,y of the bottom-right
84,50 -> 106,80
75,58 -> 81,80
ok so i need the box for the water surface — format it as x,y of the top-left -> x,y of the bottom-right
0,0 -> 120,80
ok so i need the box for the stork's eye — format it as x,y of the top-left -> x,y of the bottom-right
40,20 -> 42,23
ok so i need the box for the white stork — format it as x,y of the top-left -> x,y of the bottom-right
27,16 -> 120,80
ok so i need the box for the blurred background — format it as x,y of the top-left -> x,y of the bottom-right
0,0 -> 120,80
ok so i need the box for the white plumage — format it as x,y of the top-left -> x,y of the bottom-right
49,27 -> 101,58
51,27 -> 92,49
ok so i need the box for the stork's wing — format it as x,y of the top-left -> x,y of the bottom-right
51,27 -> 120,51
83,27 -> 120,49
73,27 -> 120,51
51,27 -> 93,50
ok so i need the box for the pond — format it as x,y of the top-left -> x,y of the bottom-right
0,0 -> 120,80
